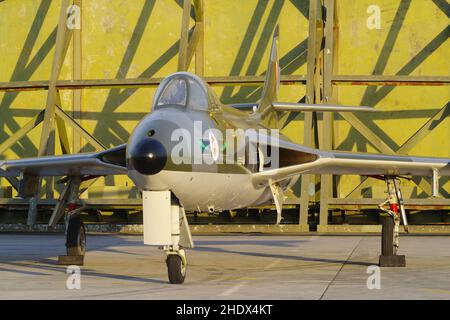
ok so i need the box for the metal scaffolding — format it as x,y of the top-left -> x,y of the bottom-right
0,0 -> 449,231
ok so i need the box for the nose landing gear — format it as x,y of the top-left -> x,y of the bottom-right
142,190 -> 194,284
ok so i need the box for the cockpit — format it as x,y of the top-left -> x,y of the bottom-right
153,72 -> 216,112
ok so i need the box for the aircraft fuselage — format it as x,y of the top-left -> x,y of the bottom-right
126,73 -> 297,212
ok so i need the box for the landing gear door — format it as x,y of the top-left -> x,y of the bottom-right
179,207 -> 194,248
258,146 -> 265,172
143,190 -> 172,246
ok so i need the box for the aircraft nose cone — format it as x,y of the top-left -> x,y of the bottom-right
129,138 -> 167,175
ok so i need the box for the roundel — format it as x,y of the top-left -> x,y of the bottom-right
208,131 -> 220,162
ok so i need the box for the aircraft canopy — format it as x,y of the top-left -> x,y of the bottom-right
154,73 -> 209,111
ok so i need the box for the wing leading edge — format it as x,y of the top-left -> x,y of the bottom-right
253,149 -> 450,185
0,144 -> 128,178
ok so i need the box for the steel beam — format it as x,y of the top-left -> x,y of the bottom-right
178,0 -> 192,71
0,75 -> 307,92
299,0 -> 322,231
399,103 -> 449,154
55,106 -> 105,150
193,0 -> 204,76
4,74 -> 449,92
186,25 -> 202,71
328,197 -> 450,206
38,0 -> 72,157
1,197 -> 449,208
26,196 -> 38,226
332,75 -> 450,86
72,0 -> 82,153
318,0 -> 335,231
55,92 -> 71,155
0,111 -> 44,155
338,113 -> 396,155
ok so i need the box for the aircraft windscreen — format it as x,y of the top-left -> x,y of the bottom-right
188,78 -> 208,111
157,78 -> 187,107
155,75 -> 209,111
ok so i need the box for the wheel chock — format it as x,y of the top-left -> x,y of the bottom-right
58,255 -> 84,266
379,255 -> 406,267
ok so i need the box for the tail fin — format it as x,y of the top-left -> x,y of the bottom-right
256,25 -> 281,128
253,26 -> 377,128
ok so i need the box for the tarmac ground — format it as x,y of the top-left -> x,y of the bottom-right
0,233 -> 449,299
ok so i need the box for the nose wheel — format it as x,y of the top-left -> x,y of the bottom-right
166,249 -> 187,284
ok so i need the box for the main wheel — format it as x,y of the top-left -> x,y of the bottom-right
166,254 -> 186,284
66,216 -> 86,256
381,215 -> 395,256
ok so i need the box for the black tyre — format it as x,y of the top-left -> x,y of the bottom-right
166,255 -> 186,284
66,216 -> 86,256
381,215 -> 395,256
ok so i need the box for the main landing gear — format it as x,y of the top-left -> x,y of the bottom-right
49,177 -> 87,265
66,214 -> 86,257
57,204 -> 87,265
378,176 -> 408,267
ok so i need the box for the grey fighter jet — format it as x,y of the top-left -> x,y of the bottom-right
1,27 -> 449,283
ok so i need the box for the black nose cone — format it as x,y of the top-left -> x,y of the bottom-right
129,138 -> 167,175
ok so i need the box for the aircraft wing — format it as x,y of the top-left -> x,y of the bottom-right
0,144 -> 128,178
252,148 -> 450,185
